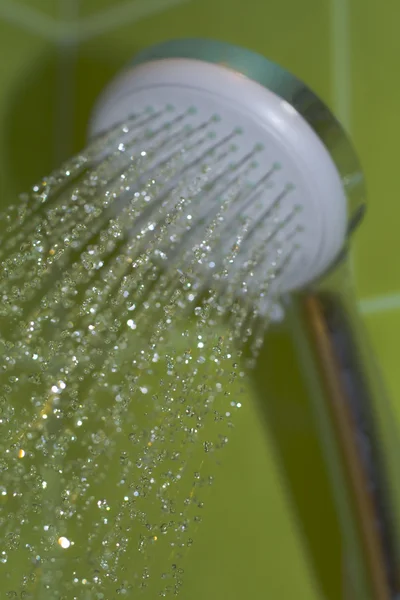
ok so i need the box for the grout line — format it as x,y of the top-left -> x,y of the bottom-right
0,0 -> 192,43
359,293 -> 400,316
0,0 -> 60,40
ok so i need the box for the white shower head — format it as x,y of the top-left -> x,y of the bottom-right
89,39 -> 365,297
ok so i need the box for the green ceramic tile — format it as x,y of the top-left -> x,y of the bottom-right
364,310 -> 400,420
77,0 -> 139,18
0,20 -> 57,207
362,309 -> 400,532
9,0 -> 60,19
351,0 -> 400,298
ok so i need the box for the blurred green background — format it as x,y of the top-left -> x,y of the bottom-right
0,0 -> 400,598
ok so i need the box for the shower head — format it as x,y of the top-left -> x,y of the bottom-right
89,38 -> 366,296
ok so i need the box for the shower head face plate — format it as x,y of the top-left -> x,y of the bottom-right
90,58 -> 348,296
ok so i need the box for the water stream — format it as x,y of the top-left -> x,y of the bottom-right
0,107 -> 296,598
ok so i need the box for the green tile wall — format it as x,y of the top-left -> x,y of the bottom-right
15,0 -> 60,18
351,0 -> 400,299
78,0 -> 144,18
0,1 -> 400,598
0,19 -> 53,201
